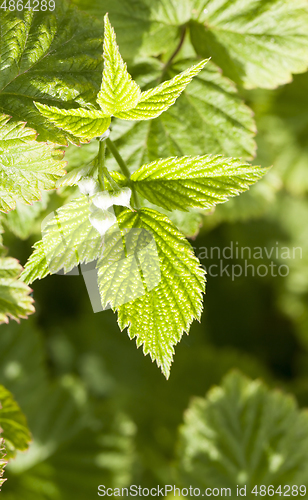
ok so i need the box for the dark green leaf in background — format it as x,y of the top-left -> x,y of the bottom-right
177,371 -> 308,494
190,0 -> 308,89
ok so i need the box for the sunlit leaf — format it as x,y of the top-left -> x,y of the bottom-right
0,115 -> 66,213
21,196 -> 103,282
0,6 -> 104,143
0,254 -> 34,325
34,104 -> 111,143
107,60 -> 257,168
131,155 -> 267,211
108,208 -> 205,378
96,14 -> 141,116
115,60 -> 208,120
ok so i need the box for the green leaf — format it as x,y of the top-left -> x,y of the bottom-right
0,6 -> 104,143
0,114 -> 66,213
34,104 -> 111,143
0,385 -> 31,458
21,196 -> 102,282
99,208 -> 205,378
19,241 -> 50,286
190,0 -> 308,89
97,224 -> 162,309
107,60 -> 256,168
131,155 -> 267,211
96,14 -> 141,116
0,254 -> 35,324
177,371 -> 308,490
115,60 -> 208,120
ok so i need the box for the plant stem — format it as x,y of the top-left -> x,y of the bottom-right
102,166 -> 120,191
106,137 -> 131,179
97,140 -> 106,191
131,187 -> 141,210
106,137 -> 141,210
163,25 -> 187,73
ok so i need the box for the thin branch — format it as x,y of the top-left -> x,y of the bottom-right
163,25 -> 187,74
97,140 -> 106,191
106,137 -> 141,210
106,137 -> 131,179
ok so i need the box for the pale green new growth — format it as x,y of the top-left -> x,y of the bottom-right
34,104 -> 111,143
20,240 -> 52,285
97,14 -> 141,116
115,60 -> 208,120
0,115 -> 66,213
131,155 -> 267,211
177,371 -> 308,488
108,60 -> 257,164
115,208 -> 205,378
0,253 -> 35,324
0,385 -> 31,459
21,197 -> 102,281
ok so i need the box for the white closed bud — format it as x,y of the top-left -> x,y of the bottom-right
89,208 -> 116,235
92,187 -> 132,210
92,191 -> 113,210
78,177 -> 99,196
112,187 -> 132,209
